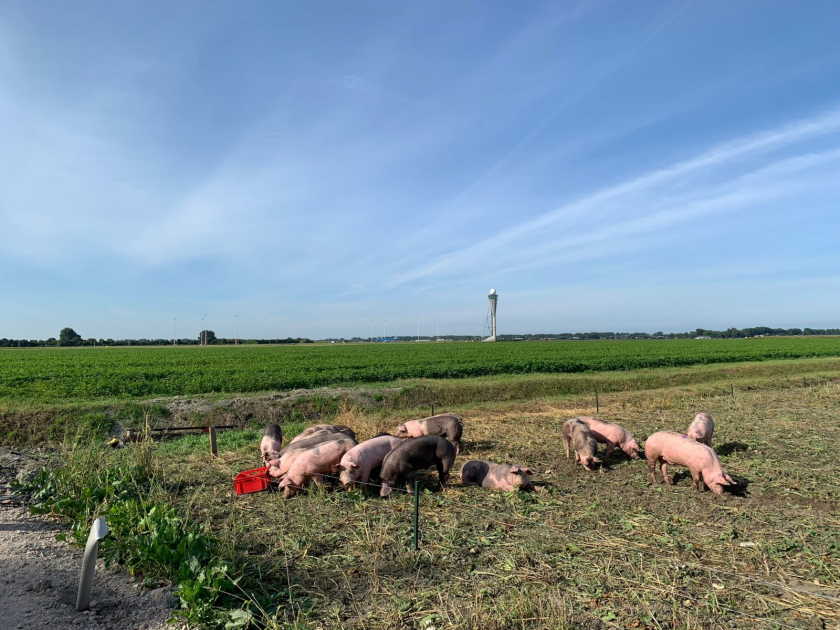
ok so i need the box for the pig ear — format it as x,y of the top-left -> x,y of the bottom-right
593,457 -> 602,464
331,464 -> 341,473
278,478 -> 290,487
509,466 -> 520,473
349,462 -> 359,469
523,468 -> 535,476
397,424 -> 406,431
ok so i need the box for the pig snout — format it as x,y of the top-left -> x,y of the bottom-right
580,456 -> 601,471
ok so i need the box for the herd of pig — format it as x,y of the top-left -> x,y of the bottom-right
257,410 -> 737,499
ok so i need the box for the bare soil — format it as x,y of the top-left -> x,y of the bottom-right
0,449 -> 183,630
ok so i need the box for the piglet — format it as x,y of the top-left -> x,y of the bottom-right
379,435 -> 456,496
278,438 -> 357,498
260,424 -> 283,463
686,413 -> 714,447
563,418 -> 601,471
396,413 -> 463,453
460,460 -> 536,492
577,417 -> 641,459
333,434 -> 402,489
645,431 -> 735,494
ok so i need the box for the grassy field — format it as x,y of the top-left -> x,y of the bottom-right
20,358 -> 840,630
3,337 -> 840,404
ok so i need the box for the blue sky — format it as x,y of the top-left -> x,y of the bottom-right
2,1 -> 840,340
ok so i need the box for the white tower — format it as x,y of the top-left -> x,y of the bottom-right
482,289 -> 498,342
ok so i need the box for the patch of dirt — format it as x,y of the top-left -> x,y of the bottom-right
137,386 -> 402,429
0,448 -> 186,630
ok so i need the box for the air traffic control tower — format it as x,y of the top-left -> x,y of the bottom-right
482,289 -> 498,342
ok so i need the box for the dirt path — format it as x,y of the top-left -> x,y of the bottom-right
0,506 -> 182,629
0,448 -> 186,630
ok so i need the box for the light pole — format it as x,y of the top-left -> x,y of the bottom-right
204,314 -> 208,346
235,315 -> 238,345
370,320 -> 373,343
417,317 -> 420,342
383,320 -> 386,339
174,318 -> 177,346
437,317 -> 439,339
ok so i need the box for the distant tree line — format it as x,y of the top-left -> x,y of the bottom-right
497,326 -> 840,341
1,326 -> 838,348
0,327 -> 313,347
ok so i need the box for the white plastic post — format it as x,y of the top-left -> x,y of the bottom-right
76,517 -> 109,611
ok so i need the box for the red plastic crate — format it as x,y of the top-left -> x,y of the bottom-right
234,467 -> 270,495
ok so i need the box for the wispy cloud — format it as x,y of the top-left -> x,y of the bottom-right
386,106 -> 840,286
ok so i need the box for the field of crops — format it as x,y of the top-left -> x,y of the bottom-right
2,337 -> 840,404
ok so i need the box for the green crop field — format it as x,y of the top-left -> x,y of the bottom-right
2,337 -> 840,403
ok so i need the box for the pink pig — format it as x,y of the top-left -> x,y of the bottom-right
577,417 -> 641,459
260,424 -> 283,463
459,460 -> 536,492
278,438 -> 356,498
686,413 -> 714,447
332,434 -> 402,489
563,418 -> 601,471
645,431 -> 735,495
267,447 -> 309,479
396,413 -> 463,453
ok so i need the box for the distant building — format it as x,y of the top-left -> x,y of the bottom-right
694,336 -> 712,340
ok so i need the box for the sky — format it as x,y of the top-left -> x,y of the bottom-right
1,1 -> 840,340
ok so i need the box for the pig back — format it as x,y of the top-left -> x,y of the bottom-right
459,460 -> 490,485
579,417 -> 627,443
382,435 -> 452,476
344,435 -> 401,466
289,438 -> 357,475
281,431 -> 357,455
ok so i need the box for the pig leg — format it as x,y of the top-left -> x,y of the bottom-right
436,461 -> 449,488
690,469 -> 702,491
564,435 -> 571,459
453,440 -> 462,454
604,439 -> 616,457
648,459 -> 659,484
660,462 -> 671,485
311,474 -> 324,486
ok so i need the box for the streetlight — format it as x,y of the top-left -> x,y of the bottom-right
383,320 -> 386,339
235,315 -> 238,346
417,317 -> 420,342
204,314 -> 208,346
174,318 -> 177,346
370,320 -> 373,343
437,317 -> 439,339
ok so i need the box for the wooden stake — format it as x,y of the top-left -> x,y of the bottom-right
209,426 -> 218,458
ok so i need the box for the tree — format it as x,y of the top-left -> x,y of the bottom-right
59,327 -> 82,346
199,330 -> 217,345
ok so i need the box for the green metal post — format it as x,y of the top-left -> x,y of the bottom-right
413,481 -> 419,551
431,403 -> 435,416
595,390 -> 599,413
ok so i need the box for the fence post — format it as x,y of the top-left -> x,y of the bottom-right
209,426 -> 218,458
803,377 -> 807,388
431,403 -> 435,416
413,481 -> 420,551
595,390 -> 599,413
730,383 -> 734,398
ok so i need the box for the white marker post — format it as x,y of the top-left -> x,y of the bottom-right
76,517 -> 109,611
